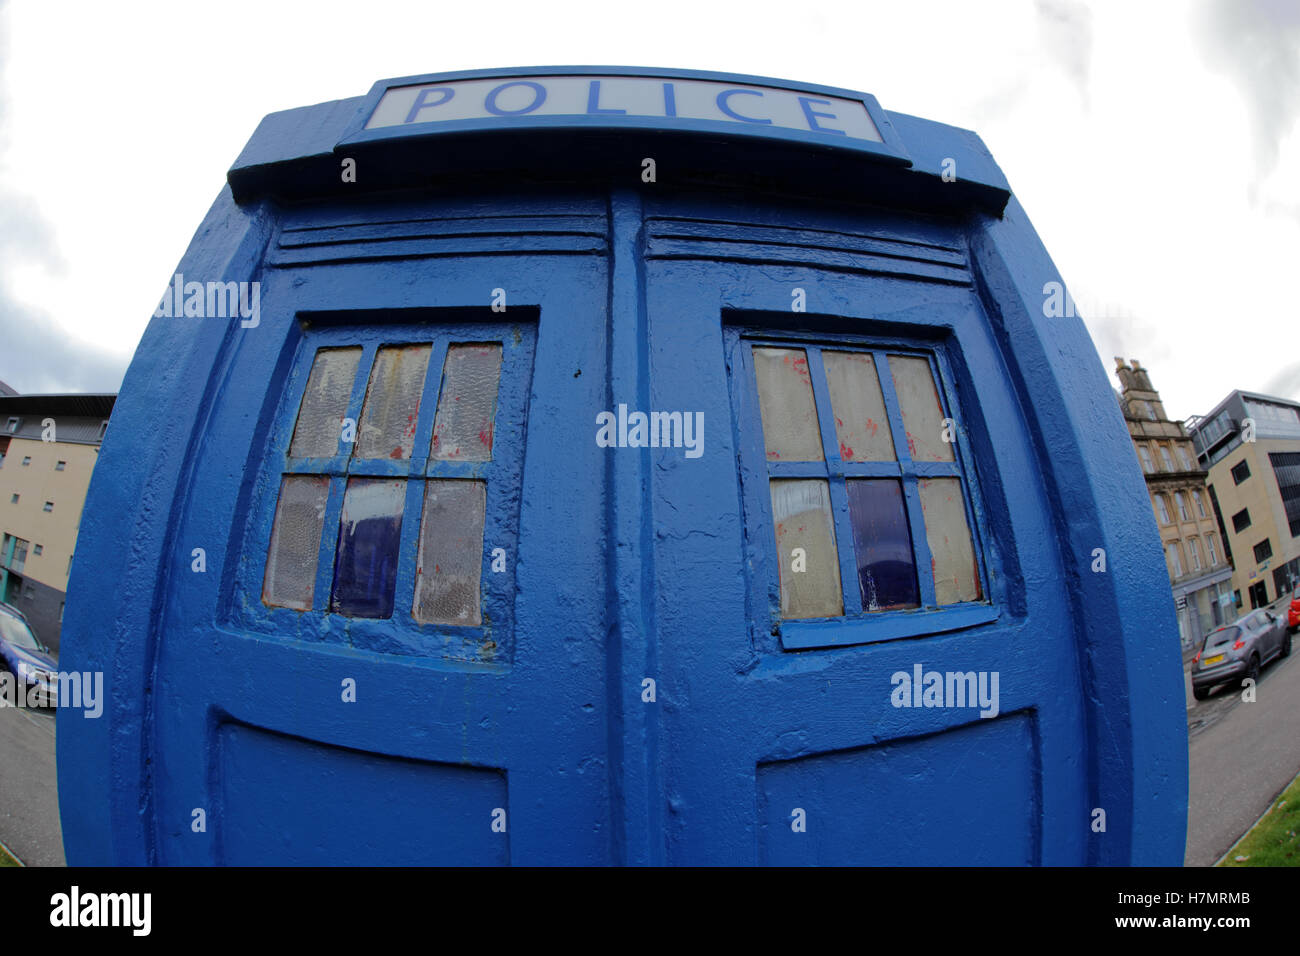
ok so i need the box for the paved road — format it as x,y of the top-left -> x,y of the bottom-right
0,703 -> 64,866
1184,605 -> 1300,866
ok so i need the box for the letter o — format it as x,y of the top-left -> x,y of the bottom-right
485,81 -> 547,116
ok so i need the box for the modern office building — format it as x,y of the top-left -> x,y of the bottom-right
1189,389 -> 1300,611
0,392 -> 115,652
1115,359 -> 1233,648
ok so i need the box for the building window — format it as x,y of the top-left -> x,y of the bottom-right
21,456 -> 30,466
3,535 -> 29,574
259,322 -> 534,655
1189,537 -> 1203,572
33,544 -> 42,556
1138,445 -> 1154,473
5,417 -> 18,434
1146,402 -> 1158,422
1268,451 -> 1300,538
1232,508 -> 1251,533
731,338 -> 989,646
42,501 -> 53,512
8,493 -> 16,504
1154,494 -> 1171,525
1207,534 -> 1219,566
1160,445 -> 1176,472
1178,445 -> 1194,471
1167,542 -> 1184,578
59,602 -> 64,623
1175,491 -> 1191,522
1231,459 -> 1251,484
1254,538 -> 1273,563
55,460 -> 66,471
97,420 -> 109,441
1192,489 -> 1207,518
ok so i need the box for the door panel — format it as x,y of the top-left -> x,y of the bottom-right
154,240 -> 613,864
645,244 -> 1089,864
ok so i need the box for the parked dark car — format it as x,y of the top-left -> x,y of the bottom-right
1192,607 -> 1292,700
0,604 -> 58,707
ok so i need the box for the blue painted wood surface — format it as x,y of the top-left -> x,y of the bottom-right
55,69 -> 1187,866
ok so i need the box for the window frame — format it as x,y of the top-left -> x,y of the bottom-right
1138,445 -> 1154,473
1231,459 -> 1250,484
243,315 -> 537,661
1154,494 -> 1171,525
727,326 -> 996,651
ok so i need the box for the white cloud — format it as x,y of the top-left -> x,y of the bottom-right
0,0 -> 1295,418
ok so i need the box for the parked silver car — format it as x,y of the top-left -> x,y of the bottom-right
1192,607 -> 1292,700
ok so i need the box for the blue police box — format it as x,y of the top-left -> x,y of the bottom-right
57,67 -> 1187,865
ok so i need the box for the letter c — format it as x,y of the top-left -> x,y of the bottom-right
716,89 -> 772,125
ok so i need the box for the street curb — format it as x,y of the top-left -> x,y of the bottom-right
1213,766 -> 1300,866
0,837 -> 25,867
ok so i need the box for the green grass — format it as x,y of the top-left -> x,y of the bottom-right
0,844 -> 19,867
1219,771 -> 1300,866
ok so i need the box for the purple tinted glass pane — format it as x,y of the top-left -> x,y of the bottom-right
330,478 -> 405,619
847,479 -> 920,611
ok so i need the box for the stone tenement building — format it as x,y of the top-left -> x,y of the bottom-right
1115,358 -> 1234,648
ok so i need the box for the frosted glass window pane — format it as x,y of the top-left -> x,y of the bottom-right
290,347 -> 362,458
770,479 -> 843,618
330,478 -> 405,618
413,480 -> 486,626
889,355 -> 954,462
356,344 -> 432,460
753,347 -> 824,461
430,344 -> 503,462
263,476 -> 330,610
847,480 -> 919,611
919,478 -> 981,605
824,351 -> 896,462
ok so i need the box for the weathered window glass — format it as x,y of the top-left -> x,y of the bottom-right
918,478 -> 981,605
846,480 -> 919,610
263,476 -> 330,610
824,350 -> 895,462
356,344 -> 431,460
770,479 -> 843,618
290,347 -> 362,458
431,344 -> 503,462
753,347 -> 824,461
413,480 -> 486,626
330,478 -> 405,619
889,354 -> 954,463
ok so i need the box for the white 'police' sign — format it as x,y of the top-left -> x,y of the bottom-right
366,74 -> 883,142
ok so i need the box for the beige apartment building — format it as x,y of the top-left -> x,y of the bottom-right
0,391 -> 116,653
1114,359 -> 1234,649
1189,390 -> 1300,612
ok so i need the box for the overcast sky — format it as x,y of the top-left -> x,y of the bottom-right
0,0 -> 1297,421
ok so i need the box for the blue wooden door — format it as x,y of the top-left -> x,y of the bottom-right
638,198 -> 1090,864
150,195 -> 615,865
